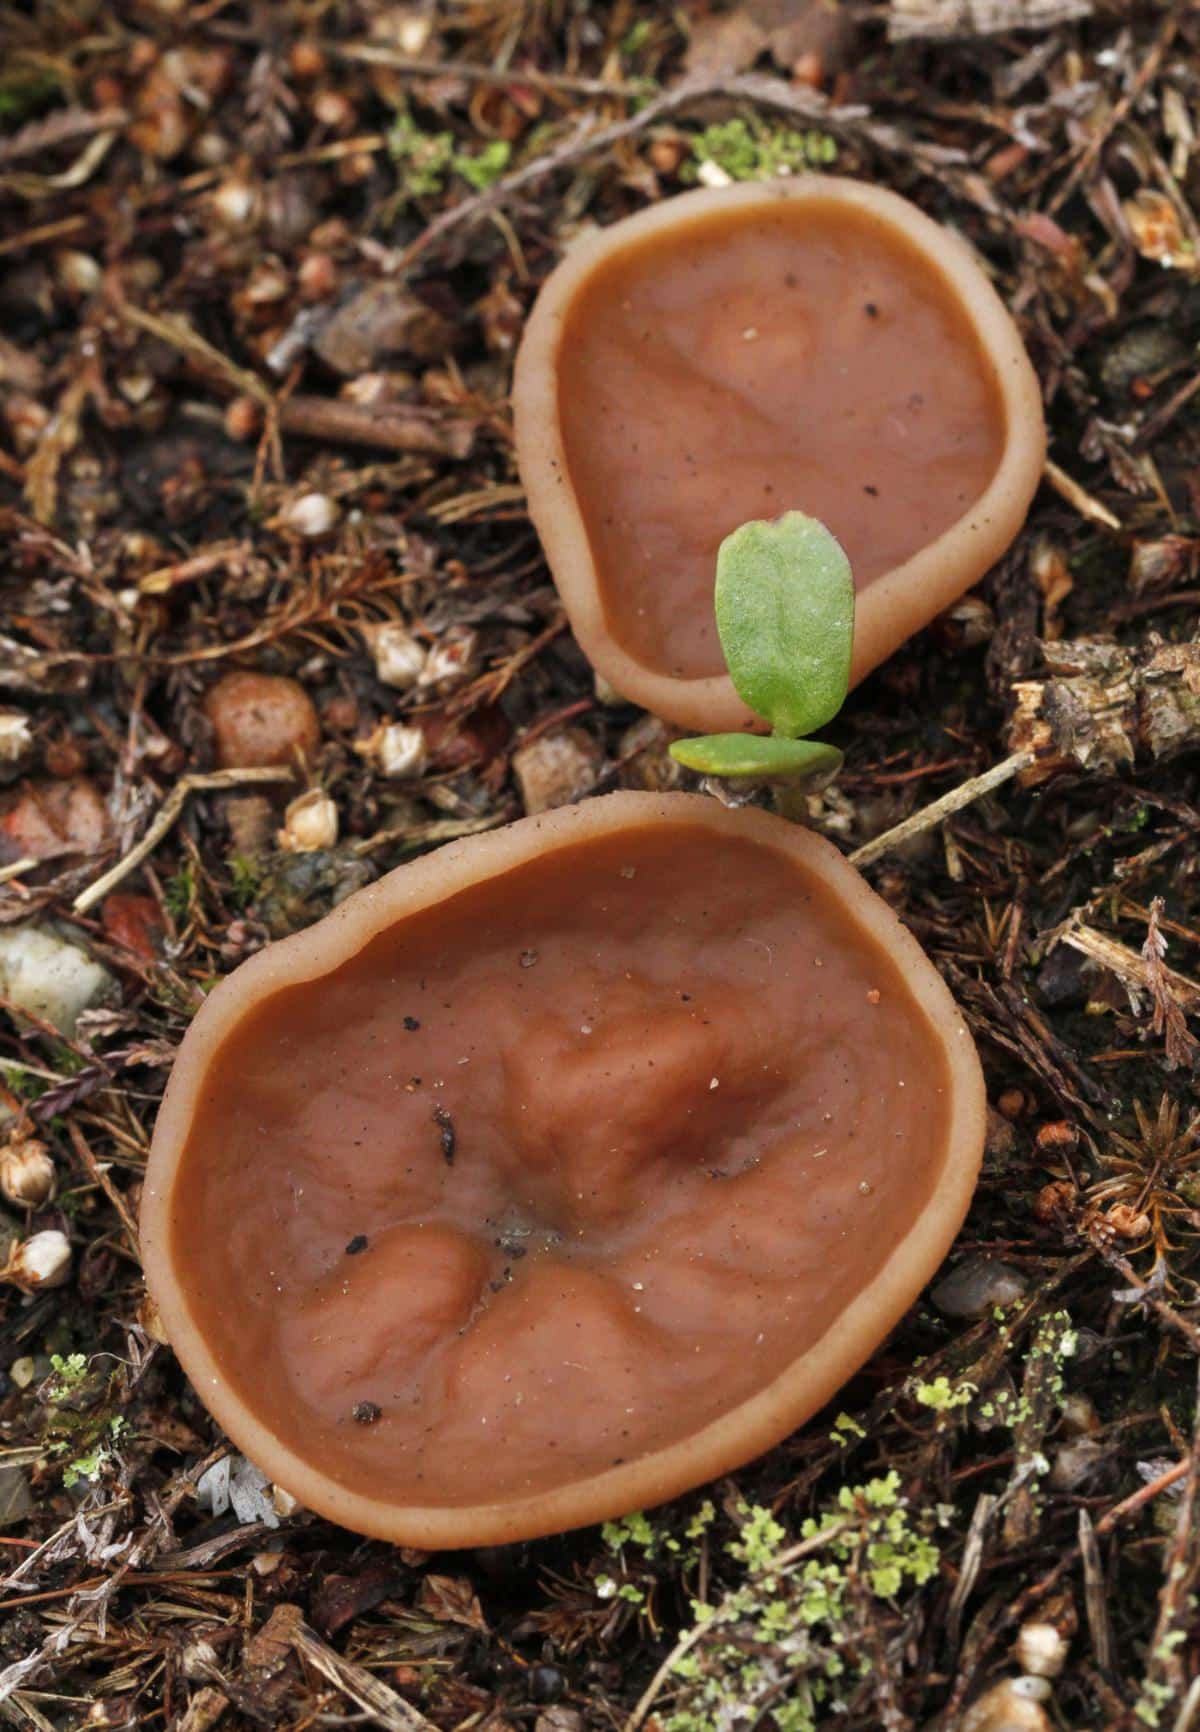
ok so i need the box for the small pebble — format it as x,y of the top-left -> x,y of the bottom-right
0,777 -> 109,864
0,925 -> 114,1037
512,729 -> 601,816
205,672 -> 320,770
931,1256 -> 1028,1319
961,1677 -> 1051,1732
527,1664 -> 565,1704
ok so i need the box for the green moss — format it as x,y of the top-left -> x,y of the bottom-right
0,64 -> 63,127
603,1510 -> 659,1552
621,19 -> 652,58
685,1498 -> 716,1539
1135,1679 -> 1175,1727
227,852 -> 263,911
164,862 -> 197,919
729,1503 -> 786,1569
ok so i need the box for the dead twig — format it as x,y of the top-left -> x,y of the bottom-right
72,768 -> 294,915
112,301 -> 274,411
848,750 -> 1034,868
945,1455 -> 1193,1720
1135,370 -> 1200,452
1043,459 -> 1122,530
886,0 -> 1092,42
0,106 -> 129,168
1078,1509 -> 1114,1675
1048,11 -> 1179,214
1058,920 -> 1200,1017
1138,1365 -> 1200,1712
66,1122 -> 140,1261
278,395 -> 476,459
319,40 -> 647,100
136,546 -> 246,598
291,1618 -> 436,1731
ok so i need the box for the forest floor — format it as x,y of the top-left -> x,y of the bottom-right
0,1 -> 1199,1728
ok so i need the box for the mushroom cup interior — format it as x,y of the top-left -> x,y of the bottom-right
513,179 -> 1046,732
141,792 -> 986,1547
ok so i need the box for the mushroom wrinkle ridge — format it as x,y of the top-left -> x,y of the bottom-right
141,792 -> 986,1545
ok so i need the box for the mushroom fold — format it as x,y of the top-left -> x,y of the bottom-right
142,792 -> 986,1546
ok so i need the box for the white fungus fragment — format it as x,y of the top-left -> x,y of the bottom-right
356,722 -> 427,780
366,621 -> 427,690
0,1138 -> 55,1208
281,492 -> 340,538
277,788 -> 339,853
0,712 -> 32,765
5,1229 -> 71,1291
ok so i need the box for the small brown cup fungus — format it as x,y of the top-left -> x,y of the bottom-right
513,178 -> 1046,730
141,791 -> 985,1545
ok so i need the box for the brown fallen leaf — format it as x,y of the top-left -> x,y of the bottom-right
416,1572 -> 489,1633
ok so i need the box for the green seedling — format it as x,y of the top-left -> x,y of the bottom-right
669,511 -> 854,787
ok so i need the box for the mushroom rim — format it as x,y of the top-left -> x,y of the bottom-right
140,790 -> 986,1548
512,175 -> 1047,734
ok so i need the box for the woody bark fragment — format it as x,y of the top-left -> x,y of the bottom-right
1053,907 -> 1200,1072
1007,636 -> 1200,783
277,395 -> 475,459
887,0 -> 1092,40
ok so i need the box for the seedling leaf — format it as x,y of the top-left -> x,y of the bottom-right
669,736 -> 843,782
714,512 -> 853,738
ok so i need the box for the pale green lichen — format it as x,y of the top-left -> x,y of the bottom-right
455,139 -> 512,191
685,117 -> 837,184
600,1475 -> 944,1732
62,1416 -> 125,1489
596,1501 -> 717,1611
914,1375 -> 978,1412
387,111 -> 513,201
1135,1678 -> 1176,1728
48,1351 -> 88,1395
830,1411 -> 866,1445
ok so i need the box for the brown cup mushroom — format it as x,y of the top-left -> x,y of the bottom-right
513,178 -> 1046,731
141,791 -> 985,1546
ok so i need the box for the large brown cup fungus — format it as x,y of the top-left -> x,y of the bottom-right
141,792 -> 985,1546
513,178 -> 1046,731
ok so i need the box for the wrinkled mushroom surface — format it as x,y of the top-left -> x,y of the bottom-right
142,792 -> 985,1545
514,179 -> 1045,730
